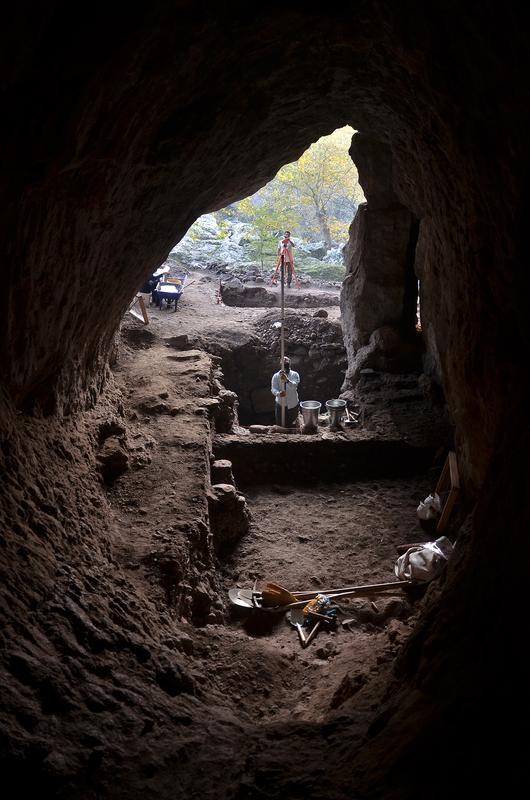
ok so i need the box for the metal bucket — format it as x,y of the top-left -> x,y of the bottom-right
300,400 -> 321,430
326,398 -> 347,428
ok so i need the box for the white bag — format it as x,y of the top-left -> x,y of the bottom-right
416,493 -> 441,521
395,536 -> 453,583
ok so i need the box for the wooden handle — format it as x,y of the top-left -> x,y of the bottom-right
303,621 -> 321,648
296,624 -> 306,646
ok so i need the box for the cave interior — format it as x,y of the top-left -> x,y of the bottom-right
1,3 -> 529,798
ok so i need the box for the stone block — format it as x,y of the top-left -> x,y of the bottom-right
211,459 -> 234,485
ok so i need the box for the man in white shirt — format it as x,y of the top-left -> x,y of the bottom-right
271,356 -> 300,427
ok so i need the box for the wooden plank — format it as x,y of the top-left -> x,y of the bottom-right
128,294 -> 149,324
435,450 -> 460,533
436,486 -> 459,533
435,457 -> 449,496
448,451 -> 460,489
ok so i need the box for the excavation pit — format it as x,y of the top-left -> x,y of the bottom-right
216,471 -> 435,728
213,430 -> 435,487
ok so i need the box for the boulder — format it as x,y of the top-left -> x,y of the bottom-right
207,484 -> 251,553
97,436 -> 129,483
211,459 -> 234,485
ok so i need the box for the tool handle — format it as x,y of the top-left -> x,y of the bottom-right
296,623 -> 306,645
303,621 -> 321,647
291,580 -> 412,600
306,610 -> 336,625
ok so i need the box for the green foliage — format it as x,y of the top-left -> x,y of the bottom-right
235,187 -> 300,268
232,126 -> 363,273
178,127 -> 363,280
276,126 -> 363,248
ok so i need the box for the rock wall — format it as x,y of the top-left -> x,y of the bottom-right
341,133 -> 422,391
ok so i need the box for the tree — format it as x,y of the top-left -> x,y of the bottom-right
276,127 -> 363,253
236,185 -> 300,269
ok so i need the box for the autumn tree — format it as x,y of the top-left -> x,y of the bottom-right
235,184 -> 300,268
276,127 -> 363,252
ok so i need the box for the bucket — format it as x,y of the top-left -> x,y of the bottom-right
300,400 -> 321,430
326,398 -> 347,428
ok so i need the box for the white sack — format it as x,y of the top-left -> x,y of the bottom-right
416,493 -> 441,521
395,536 -> 453,583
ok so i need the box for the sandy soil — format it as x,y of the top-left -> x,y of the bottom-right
216,478 -> 430,726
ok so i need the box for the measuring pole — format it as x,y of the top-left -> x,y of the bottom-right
280,253 -> 286,427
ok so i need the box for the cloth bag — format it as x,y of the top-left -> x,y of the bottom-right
416,493 -> 441,521
395,536 -> 453,582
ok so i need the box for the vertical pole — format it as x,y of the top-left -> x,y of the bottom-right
280,253 -> 286,428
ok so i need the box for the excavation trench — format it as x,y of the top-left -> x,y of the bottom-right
0,262 -> 457,796
201,309 -> 348,426
110,275 -> 449,746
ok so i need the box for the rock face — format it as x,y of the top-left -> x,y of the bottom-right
341,134 -> 422,389
207,483 -> 251,554
1,4 -> 530,799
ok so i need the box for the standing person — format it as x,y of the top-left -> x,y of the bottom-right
271,356 -> 300,427
277,230 -> 296,288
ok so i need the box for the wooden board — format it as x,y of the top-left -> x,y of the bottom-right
435,450 -> 460,533
128,294 -> 149,324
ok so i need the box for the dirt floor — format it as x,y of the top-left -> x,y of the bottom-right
110,271 -> 439,748
217,478 -> 431,726
142,270 -> 341,343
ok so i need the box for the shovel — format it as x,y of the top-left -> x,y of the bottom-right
260,580 -> 411,606
229,580 -> 412,612
286,608 -> 306,646
286,609 -> 320,648
261,582 -> 299,606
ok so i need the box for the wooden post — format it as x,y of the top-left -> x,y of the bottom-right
280,254 -> 286,428
128,294 -> 149,324
435,451 -> 460,533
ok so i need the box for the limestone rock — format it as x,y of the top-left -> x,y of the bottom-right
207,484 -> 251,554
97,436 -> 129,483
211,459 -> 234,485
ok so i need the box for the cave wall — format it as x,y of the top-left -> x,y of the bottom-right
2,2 -> 530,796
2,2 -> 525,491
341,133 -> 422,391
